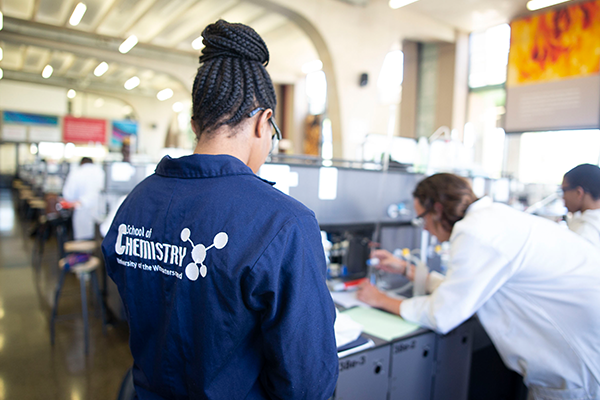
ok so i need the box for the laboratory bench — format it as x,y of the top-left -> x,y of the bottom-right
333,314 -> 475,400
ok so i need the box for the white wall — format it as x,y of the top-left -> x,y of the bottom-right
0,81 -> 68,115
70,93 -> 131,120
259,0 -> 457,159
121,95 -> 181,160
2,0 -> 460,162
0,80 -> 183,161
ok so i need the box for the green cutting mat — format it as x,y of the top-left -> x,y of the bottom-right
342,307 -> 420,341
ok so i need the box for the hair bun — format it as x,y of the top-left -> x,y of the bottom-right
199,20 -> 270,66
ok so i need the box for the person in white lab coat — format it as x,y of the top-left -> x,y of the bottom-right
357,173 -> 600,400
562,164 -> 600,248
62,157 -> 105,240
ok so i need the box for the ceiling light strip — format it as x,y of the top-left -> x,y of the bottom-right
157,88 -> 174,101
94,62 -> 109,77
69,3 -> 87,26
42,65 -> 54,79
526,0 -> 571,10
119,35 -> 138,54
389,0 -> 419,10
124,76 -> 140,90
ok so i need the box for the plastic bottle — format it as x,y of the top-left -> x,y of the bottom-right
366,258 -> 380,285
413,261 -> 429,296
396,247 -> 429,296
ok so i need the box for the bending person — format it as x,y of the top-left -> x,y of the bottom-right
102,20 -> 338,400
357,173 -> 600,399
562,164 -> 600,247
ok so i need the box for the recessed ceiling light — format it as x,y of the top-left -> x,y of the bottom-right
42,65 -> 53,79
94,62 -> 109,77
192,36 -> 204,50
69,3 -> 87,26
526,0 -> 570,11
0,11 -> 3,31
67,89 -> 77,99
0,68 -> 3,80
172,102 -> 184,112
157,88 -> 174,101
124,76 -> 140,90
389,0 -> 419,9
119,35 -> 138,54
0,47 -> 3,61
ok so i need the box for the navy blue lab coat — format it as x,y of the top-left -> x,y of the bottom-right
102,154 -> 339,400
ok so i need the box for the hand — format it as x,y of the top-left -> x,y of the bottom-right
405,264 -> 416,281
371,249 -> 406,274
356,281 -> 387,308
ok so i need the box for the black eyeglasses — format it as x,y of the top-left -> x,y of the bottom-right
247,107 -> 282,141
559,186 -> 578,196
411,209 -> 430,227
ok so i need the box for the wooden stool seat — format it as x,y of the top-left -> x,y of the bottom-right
19,190 -> 35,200
64,240 -> 98,254
58,256 -> 100,275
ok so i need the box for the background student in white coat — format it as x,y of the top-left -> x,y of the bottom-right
562,164 -> 600,248
62,157 -> 105,240
357,173 -> 600,400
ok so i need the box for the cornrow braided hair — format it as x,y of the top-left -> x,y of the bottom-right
191,20 -> 277,138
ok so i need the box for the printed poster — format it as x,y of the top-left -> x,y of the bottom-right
111,120 -> 138,151
63,116 -> 107,144
505,0 -> 600,132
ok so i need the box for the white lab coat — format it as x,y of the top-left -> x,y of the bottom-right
62,163 -> 105,240
99,195 -> 126,238
569,209 -> 600,249
401,197 -> 600,398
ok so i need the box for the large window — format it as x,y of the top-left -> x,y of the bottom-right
518,130 -> 600,184
466,24 -> 511,178
469,24 -> 511,89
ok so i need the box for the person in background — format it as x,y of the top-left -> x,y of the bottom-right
102,20 -> 338,400
62,157 -> 105,240
562,164 -> 600,247
357,173 -> 600,400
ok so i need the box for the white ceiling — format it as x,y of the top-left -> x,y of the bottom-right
406,0 -> 529,32
0,0 -> 584,97
0,0 -> 319,96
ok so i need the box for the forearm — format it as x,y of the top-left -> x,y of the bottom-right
377,296 -> 403,316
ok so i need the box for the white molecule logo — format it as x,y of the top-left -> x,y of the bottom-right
180,228 -> 228,281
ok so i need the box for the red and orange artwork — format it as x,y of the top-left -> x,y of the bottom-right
508,0 -> 600,86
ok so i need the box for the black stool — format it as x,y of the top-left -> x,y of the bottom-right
50,255 -> 107,354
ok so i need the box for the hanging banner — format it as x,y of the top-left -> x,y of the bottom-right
29,126 -> 62,142
111,120 -> 138,151
63,116 -> 106,144
1,125 -> 27,142
3,111 -> 59,126
505,0 -> 600,132
1,111 -> 60,142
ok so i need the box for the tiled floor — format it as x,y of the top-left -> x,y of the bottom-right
0,188 -> 133,400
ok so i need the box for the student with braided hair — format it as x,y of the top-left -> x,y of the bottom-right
103,20 -> 338,399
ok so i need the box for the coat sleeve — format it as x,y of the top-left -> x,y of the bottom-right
570,220 -> 600,248
61,172 -> 77,202
242,215 -> 339,400
401,230 -> 513,334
